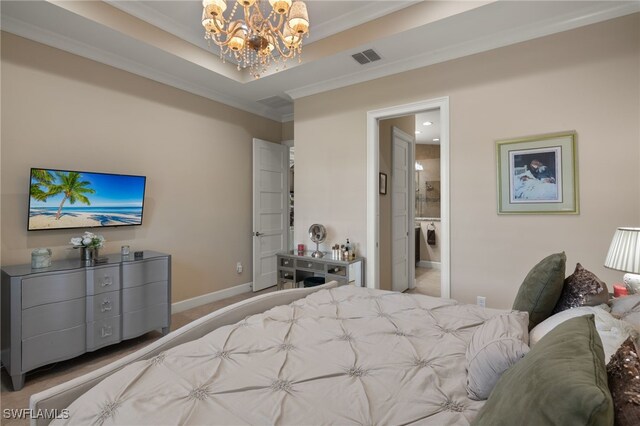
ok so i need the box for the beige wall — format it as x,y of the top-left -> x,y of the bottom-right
295,14 -> 640,308
282,121 -> 294,141
419,221 -> 441,264
1,33 -> 282,303
378,117 -> 415,291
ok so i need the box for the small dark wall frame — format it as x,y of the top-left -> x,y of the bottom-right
379,172 -> 387,195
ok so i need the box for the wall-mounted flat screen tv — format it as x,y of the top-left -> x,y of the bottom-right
28,168 -> 146,231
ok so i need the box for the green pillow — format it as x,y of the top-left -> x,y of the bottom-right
473,315 -> 613,426
512,252 -> 566,330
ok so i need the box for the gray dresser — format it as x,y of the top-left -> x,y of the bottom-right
1,251 -> 171,391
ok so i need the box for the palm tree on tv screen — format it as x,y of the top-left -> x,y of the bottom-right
30,169 -> 55,202
47,172 -> 96,220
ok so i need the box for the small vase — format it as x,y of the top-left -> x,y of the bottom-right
81,247 -> 98,262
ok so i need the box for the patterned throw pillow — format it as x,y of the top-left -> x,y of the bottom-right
553,263 -> 609,313
606,337 -> 640,426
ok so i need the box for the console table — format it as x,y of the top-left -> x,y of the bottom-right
276,251 -> 364,290
1,250 -> 171,391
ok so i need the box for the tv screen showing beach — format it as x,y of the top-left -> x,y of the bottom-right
28,168 -> 146,231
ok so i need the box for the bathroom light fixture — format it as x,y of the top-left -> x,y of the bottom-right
201,0 -> 310,78
433,138 -> 440,142
423,121 -> 433,126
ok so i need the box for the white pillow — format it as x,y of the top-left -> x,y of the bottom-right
466,312 -> 529,400
529,306 -> 637,363
609,294 -> 640,332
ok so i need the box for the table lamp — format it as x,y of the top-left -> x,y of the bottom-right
604,227 -> 640,293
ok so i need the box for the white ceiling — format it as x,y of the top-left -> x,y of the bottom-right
2,1 -> 638,122
415,110 -> 440,144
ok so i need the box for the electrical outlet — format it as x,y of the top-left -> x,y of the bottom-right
477,296 -> 486,308
236,262 -> 243,274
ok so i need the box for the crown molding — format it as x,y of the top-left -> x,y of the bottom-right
286,1 -> 640,100
104,0 -> 232,62
1,15 -> 286,122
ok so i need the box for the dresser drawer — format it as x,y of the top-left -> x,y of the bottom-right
21,271 -> 85,309
86,291 -> 121,322
279,257 -> 294,268
21,325 -> 86,371
295,259 -> 325,272
86,266 -> 121,295
22,298 -> 86,340
122,281 -> 168,313
86,316 -> 121,351
122,303 -> 169,339
122,259 -> 168,289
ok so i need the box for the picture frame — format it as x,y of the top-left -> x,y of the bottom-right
379,172 -> 387,195
496,131 -> 578,214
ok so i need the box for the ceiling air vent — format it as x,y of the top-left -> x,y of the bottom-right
257,95 -> 293,109
352,49 -> 382,65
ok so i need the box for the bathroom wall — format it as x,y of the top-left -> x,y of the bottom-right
415,144 -> 441,219
418,220 -> 441,264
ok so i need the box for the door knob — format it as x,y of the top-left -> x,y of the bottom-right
254,232 -> 264,237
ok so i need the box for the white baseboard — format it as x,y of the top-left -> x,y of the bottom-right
417,260 -> 441,270
172,282 -> 253,314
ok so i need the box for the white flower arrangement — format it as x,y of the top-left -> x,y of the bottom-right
70,232 -> 105,249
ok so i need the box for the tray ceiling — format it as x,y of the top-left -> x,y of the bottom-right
2,1 -> 638,121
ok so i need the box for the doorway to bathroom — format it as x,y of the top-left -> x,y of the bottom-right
414,109 -> 441,297
368,97 -> 449,298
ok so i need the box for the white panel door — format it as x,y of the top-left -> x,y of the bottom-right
253,138 -> 288,292
391,128 -> 412,293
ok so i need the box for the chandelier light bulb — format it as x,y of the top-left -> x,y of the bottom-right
237,0 -> 256,7
227,21 -> 246,51
270,0 -> 292,15
203,0 -> 226,18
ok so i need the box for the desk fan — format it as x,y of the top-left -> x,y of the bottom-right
308,224 -> 326,258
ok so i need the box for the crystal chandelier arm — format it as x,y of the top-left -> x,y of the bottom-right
271,42 -> 296,59
211,18 -> 229,37
211,25 -> 249,48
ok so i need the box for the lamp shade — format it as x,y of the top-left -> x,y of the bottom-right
604,227 -> 640,273
288,1 -> 309,34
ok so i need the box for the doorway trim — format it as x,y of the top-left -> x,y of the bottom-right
366,97 -> 450,298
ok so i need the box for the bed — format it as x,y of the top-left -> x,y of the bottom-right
31,283 -> 520,426
33,254 -> 630,426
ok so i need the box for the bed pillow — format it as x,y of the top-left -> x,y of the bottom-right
553,263 -> 609,313
466,312 -> 529,400
607,337 -> 640,426
473,315 -> 613,426
529,305 -> 637,363
610,294 -> 640,332
512,252 -> 566,330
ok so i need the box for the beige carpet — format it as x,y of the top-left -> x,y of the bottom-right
0,287 -> 274,426
408,267 -> 441,297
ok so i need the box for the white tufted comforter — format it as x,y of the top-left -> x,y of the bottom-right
54,286 -> 515,425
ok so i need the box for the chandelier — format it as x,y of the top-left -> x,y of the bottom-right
201,0 -> 310,78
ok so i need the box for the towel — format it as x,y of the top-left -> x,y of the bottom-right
427,229 -> 436,246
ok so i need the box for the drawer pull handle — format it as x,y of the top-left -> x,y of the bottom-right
101,326 -> 112,338
308,263 -> 313,268
101,299 -> 112,312
101,276 -> 113,287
